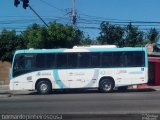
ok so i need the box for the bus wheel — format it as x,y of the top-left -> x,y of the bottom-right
37,81 -> 52,94
99,79 -> 114,93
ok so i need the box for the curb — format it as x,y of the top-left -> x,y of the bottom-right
0,85 -> 9,89
0,85 -> 10,96
0,91 -> 10,94
0,86 -> 11,98
130,84 -> 160,91
151,88 -> 160,91
0,93 -> 11,98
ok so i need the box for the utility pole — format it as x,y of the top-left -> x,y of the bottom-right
72,0 -> 77,29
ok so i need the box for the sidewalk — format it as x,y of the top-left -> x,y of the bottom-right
0,85 -> 35,97
0,85 -> 11,98
136,84 -> 160,91
0,85 -> 9,93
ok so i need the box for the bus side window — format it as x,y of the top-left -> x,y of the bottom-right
14,54 -> 25,70
56,53 -> 68,68
24,54 -> 35,70
13,54 -> 35,77
101,52 -> 113,67
112,52 -> 124,67
68,53 -> 78,68
25,59 -> 32,69
78,53 -> 90,68
133,51 -> 145,67
123,52 -> 133,67
46,54 -> 56,68
35,54 -> 46,69
91,53 -> 100,68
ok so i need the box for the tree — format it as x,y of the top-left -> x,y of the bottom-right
0,29 -> 26,62
47,22 -> 83,48
124,23 -> 144,47
0,23 -> 85,62
79,35 -> 98,45
80,39 -> 92,45
22,22 -> 84,49
147,28 -> 159,43
147,28 -> 160,52
22,24 -> 49,49
97,22 -> 125,47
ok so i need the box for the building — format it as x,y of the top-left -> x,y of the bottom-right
148,53 -> 160,86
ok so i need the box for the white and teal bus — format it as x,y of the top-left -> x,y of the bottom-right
9,46 -> 148,94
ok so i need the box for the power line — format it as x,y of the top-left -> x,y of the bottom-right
3,1 -> 160,35
28,4 -> 49,27
78,10 -> 134,22
39,0 -> 66,13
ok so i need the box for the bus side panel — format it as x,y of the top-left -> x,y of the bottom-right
89,67 -> 147,88
130,67 -> 148,85
114,67 -> 148,87
55,69 -> 98,89
114,68 -> 132,87
96,68 -> 116,87
11,74 -> 34,90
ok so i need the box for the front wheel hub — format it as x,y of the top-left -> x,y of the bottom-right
40,84 -> 48,91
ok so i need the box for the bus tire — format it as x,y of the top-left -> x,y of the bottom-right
37,81 -> 52,94
99,79 -> 114,93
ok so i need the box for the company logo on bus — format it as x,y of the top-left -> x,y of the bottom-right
36,72 -> 51,76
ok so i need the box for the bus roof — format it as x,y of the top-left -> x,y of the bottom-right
14,47 -> 147,54
73,45 -> 117,49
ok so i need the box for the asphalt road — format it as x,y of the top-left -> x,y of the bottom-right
0,89 -> 160,120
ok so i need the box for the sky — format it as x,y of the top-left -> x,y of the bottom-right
1,0 -> 160,39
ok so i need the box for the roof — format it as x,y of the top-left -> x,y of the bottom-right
14,47 -> 147,54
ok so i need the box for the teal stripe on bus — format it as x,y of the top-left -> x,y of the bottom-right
53,69 -> 65,88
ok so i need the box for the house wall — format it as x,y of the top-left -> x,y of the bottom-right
155,62 -> 160,85
148,56 -> 160,86
148,62 -> 155,84
0,61 -> 11,85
